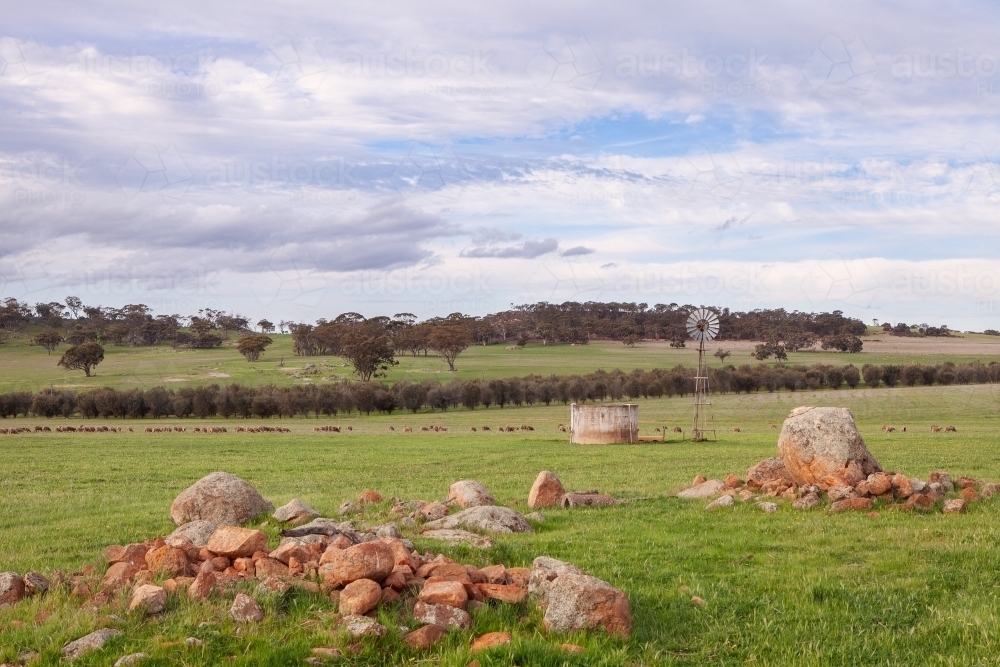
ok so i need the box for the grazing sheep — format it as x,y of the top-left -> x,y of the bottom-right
770,423 -> 778,429
885,426 -> 896,433
421,426 -> 429,431
388,426 -> 395,432
931,425 -> 943,432
673,426 -> 683,433
470,427 -> 477,432
482,426 -> 491,431
403,426 -> 412,433
732,427 -> 741,433
557,424 -> 567,432
945,425 -> 957,432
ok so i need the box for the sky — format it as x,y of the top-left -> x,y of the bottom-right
2,1 -> 1000,329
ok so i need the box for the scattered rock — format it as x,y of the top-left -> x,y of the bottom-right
476,583 -> 528,604
145,546 -> 188,577
337,502 -> 359,516
758,502 -> 778,513
745,457 -> 793,488
866,472 -> 892,496
560,643 -> 586,653
529,471 -> 566,509
471,631 -> 512,651
273,499 -> 319,524
0,572 -> 25,607
421,529 -> 494,549
691,595 -> 706,607
930,472 -> 954,493
323,541 -> 395,586
448,480 -> 496,508
230,593 -> 264,622
206,526 -> 269,558
777,407 -> 882,489
419,579 -> 468,608
339,579 -> 382,615
793,493 -> 820,510
113,652 -> 149,666
62,628 -> 123,659
166,521 -> 218,548
827,486 -> 857,502
129,584 -> 167,615
423,506 -> 532,534
724,473 -> 742,488
339,614 -> 387,637
185,637 -> 204,647
188,571 -> 216,601
829,497 -> 874,513
403,623 -> 447,650
677,479 -> 726,499
525,511 -> 545,522
542,572 -> 631,637
419,502 -> 449,521
706,495 -> 734,510
101,562 -> 137,590
943,499 -> 967,514
737,489 -> 755,502
282,518 -> 348,539
413,600 -> 472,629
170,472 -> 273,526
561,493 -> 616,508
22,571 -> 49,596
358,489 -> 383,504
528,557 -> 584,607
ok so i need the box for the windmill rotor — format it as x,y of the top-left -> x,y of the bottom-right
686,308 -> 720,342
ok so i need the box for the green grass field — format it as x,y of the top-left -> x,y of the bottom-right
3,328 -> 1000,393
3,383 -> 1000,665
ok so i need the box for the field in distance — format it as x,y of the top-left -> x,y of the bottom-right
3,327 -> 1000,393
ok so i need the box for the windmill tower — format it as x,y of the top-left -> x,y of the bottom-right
686,308 -> 719,441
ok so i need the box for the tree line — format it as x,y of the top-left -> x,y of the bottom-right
3,359 -> 998,420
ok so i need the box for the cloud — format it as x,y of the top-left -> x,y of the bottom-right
461,237 -> 559,259
562,245 -> 595,256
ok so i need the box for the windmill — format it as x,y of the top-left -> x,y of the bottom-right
686,308 -> 719,441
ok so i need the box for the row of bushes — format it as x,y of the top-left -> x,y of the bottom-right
2,360 -> 998,419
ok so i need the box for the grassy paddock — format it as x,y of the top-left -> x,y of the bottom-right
2,385 -> 1000,664
3,330 -> 1000,393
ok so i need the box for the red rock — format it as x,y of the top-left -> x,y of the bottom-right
507,567 -> 531,588
128,584 -> 166,615
413,600 -> 471,629
777,407 -> 881,489
380,587 -> 401,604
744,458 -> 793,489
891,473 -> 913,498
692,474 -> 707,486
108,544 -> 149,569
829,497 -> 874,513
428,563 -> 471,582
331,535 -> 353,550
232,557 -> 253,573
383,570 -> 407,591
209,556 -> 230,571
206,527 -> 269,559
475,583 -> 527,604
542,572 -> 631,637
961,487 -> 980,502
357,489 -> 383,504
724,473 -> 742,488
162,578 -> 178,594
188,571 -> 215,600
339,578 -> 382,615
528,471 -> 565,509
145,546 -> 189,577
254,558 -> 289,578
480,564 -> 508,584
419,579 -> 468,608
269,539 -> 311,565
957,476 -> 982,490
100,562 -> 136,590
324,542 -> 395,586
319,545 -> 342,565
471,631 -> 512,651
0,572 -> 25,607
866,472 -> 892,496
403,624 -> 447,650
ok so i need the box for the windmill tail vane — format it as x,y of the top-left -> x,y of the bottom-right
686,308 -> 719,441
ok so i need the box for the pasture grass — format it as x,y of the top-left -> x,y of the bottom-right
3,329 -> 1000,392
2,384 -> 1000,664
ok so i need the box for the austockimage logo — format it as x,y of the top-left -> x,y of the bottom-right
391,145 -> 472,205
949,143 -> 1000,204
673,145 -> 745,201
799,253 -> 881,310
251,36 -> 328,92
248,249 -> 330,314
115,144 -> 193,200
526,35 -> 603,90
0,36 -> 52,87
802,35 -> 877,95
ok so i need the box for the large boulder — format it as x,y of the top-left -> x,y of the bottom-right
537,566 -> 631,637
745,458 -> 794,488
170,472 -> 273,526
422,506 -> 532,534
777,407 -> 881,489
528,471 -> 566,508
448,480 -> 496,508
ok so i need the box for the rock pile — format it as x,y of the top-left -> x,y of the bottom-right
678,406 -> 993,514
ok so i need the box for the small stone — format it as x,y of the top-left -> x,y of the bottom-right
339,579 -> 382,615
691,595 -> 706,607
413,600 -> 472,629
0,572 -> 26,607
677,480 -> 726,499
757,502 -> 778,513
129,584 -> 167,615
692,474 -> 707,486
403,624 -> 447,650
188,571 -> 215,601
827,486 -> 856,502
255,558 -> 289,578
943,498 -> 967,514
724,473 -> 742,488
706,495 -> 734,510
737,489 -> 755,502
62,628 -> 123,658
339,614 -> 387,637
310,647 -> 343,659
323,541 -> 395,586
22,571 -> 49,596
113,652 -> 149,666
525,511 -> 545,522
866,472 -> 892,496
448,480 -> 496,508
793,493 -> 820,510
471,631 -> 512,651
145,546 -> 189,577
560,643 -> 586,653
419,579 -> 468,608
829,497 -> 874,513
206,526 -> 269,559
229,593 -> 264,622
358,489 -> 383,504
338,501 -> 359,516
273,499 -> 320,523
185,637 -> 204,647
961,487 -> 980,502
419,502 -> 449,521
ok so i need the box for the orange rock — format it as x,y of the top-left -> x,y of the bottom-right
403,624 -> 446,650
506,567 -> 531,588
961,487 -> 980,502
480,564 -> 508,584
129,584 -> 166,615
560,644 -> 586,653
724,473 -> 742,489
339,578 -> 382,615
418,579 -> 468,608
232,557 -> 253,573
829,497 -> 874,513
255,558 -> 289,579
319,545 -> 342,565
429,563 -> 471,583
471,631 -> 512,651
145,546 -> 189,578
380,587 -> 401,604
188,571 -> 215,600
331,535 -> 353,550
206,526 -> 269,559
692,474 -> 707,486
100,562 -> 136,590
357,489 -> 383,504
383,570 -> 407,591
475,583 -> 527,604
324,542 -> 395,586
109,544 -> 150,569
866,472 -> 892,496
528,471 -> 565,509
